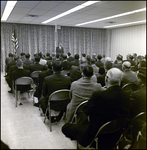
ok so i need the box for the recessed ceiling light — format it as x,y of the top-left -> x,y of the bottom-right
42,1 -> 100,24
1,1 -> 17,21
104,20 -> 146,28
75,8 -> 146,26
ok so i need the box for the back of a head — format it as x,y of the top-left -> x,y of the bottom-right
82,65 -> 93,77
46,53 -> 50,57
106,68 -> 123,86
35,55 -> 40,62
62,54 -> 67,60
56,54 -> 60,58
82,53 -> 86,57
105,61 -> 112,70
53,61 -> 62,72
38,52 -> 42,58
9,53 -> 13,57
105,57 -> 112,62
122,61 -> 131,70
21,52 -> 25,56
97,54 -> 102,60
25,53 -> 30,59
74,54 -> 79,60
67,52 -> 71,56
91,58 -> 96,64
86,55 -> 91,61
117,54 -> 123,61
16,59 -> 23,67
47,61 -> 53,70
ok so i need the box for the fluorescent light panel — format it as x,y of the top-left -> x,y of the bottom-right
42,1 -> 100,24
1,1 -> 17,21
104,20 -> 146,28
75,8 -> 146,26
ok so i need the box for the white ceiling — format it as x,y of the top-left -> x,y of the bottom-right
1,1 -> 146,28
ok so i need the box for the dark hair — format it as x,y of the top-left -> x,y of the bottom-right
25,53 -> 30,59
129,55 -> 134,60
47,61 -> 53,70
62,54 -> 67,59
82,53 -> 86,57
67,52 -> 71,56
83,65 -> 93,77
38,52 -> 42,58
53,61 -> 62,71
14,56 -> 19,61
74,54 -> 79,60
99,66 -> 105,75
91,58 -> 96,64
21,52 -> 25,56
117,55 -> 123,61
35,55 -> 40,62
8,53 -> 13,57
97,54 -> 102,60
56,54 -> 60,58
139,60 -> 146,68
46,53 -> 50,56
105,61 -> 112,70
86,55 -> 91,61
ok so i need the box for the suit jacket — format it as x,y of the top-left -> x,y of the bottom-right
121,70 -> 138,86
66,77 -> 102,123
129,85 -> 146,118
29,63 -> 46,72
113,63 -> 122,71
95,60 -> 104,68
67,56 -> 74,62
97,72 -> 106,87
56,46 -> 64,56
83,85 -> 129,138
70,66 -> 82,83
70,60 -> 80,67
62,60 -> 71,70
34,69 -> 53,99
12,68 -> 31,92
42,72 -> 71,99
23,59 -> 33,70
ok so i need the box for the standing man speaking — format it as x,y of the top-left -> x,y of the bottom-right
56,42 -> 64,57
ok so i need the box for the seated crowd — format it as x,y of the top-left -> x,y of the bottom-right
4,51 -> 146,149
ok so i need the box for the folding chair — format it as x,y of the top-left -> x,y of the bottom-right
116,112 -> 146,149
44,89 -> 70,132
121,83 -> 139,92
31,70 -> 42,85
14,77 -> 35,107
86,118 -> 127,149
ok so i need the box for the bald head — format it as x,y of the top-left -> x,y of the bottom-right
122,61 -> 131,71
105,68 -> 123,87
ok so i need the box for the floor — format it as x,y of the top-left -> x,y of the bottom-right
1,72 -> 77,149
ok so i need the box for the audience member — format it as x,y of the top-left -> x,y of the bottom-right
95,54 -> 103,68
20,52 -> 26,62
121,61 -> 138,87
29,55 -> 46,72
92,53 -> 97,62
86,55 -> 91,65
97,59 -> 112,87
113,54 -> 123,70
40,61 -> 71,122
34,61 -> 53,107
23,53 -> 33,70
11,59 -> 31,104
38,52 -> 47,66
71,54 -> 80,67
62,68 -> 129,149
61,54 -> 71,70
67,52 -> 74,62
90,58 -> 99,75
65,65 -> 101,123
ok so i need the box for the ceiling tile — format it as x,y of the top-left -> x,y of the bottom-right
28,9 -> 48,16
15,1 -> 40,8
12,7 -> 32,14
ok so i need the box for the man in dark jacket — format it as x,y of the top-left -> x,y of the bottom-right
40,61 -> 71,122
62,68 -> 129,149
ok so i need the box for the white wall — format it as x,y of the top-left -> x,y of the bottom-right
106,24 -> 146,61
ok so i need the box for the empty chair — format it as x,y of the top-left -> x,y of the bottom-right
14,77 -> 34,107
44,89 -> 70,132
86,118 -> 127,149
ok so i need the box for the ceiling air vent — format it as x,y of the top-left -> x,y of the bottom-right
26,14 -> 39,17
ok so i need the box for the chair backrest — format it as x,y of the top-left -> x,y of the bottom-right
15,77 -> 34,85
31,70 -> 42,78
71,100 -> 88,123
49,89 -> 70,111
131,112 -> 146,125
121,83 -> 139,93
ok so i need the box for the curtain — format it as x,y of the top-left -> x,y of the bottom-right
1,23 -> 107,72
106,24 -> 146,61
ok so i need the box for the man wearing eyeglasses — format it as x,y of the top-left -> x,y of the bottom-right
62,68 -> 129,149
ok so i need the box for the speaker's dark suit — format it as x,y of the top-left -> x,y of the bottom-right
62,85 -> 129,148
56,46 -> 64,56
